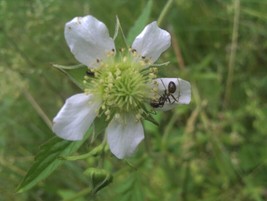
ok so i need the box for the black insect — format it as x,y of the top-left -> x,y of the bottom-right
150,96 -> 166,108
86,69 -> 95,77
150,79 -> 180,108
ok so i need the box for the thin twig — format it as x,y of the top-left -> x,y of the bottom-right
224,0 -> 240,108
23,89 -> 52,129
171,29 -> 185,71
0,157 -> 26,176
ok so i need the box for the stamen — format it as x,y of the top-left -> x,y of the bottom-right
135,113 -> 142,121
131,48 -> 137,54
83,48 -> 158,122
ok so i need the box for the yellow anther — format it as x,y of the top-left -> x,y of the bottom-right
138,108 -> 144,113
115,69 -> 121,77
108,83 -> 113,89
114,113 -> 120,120
135,113 -> 142,121
105,109 -> 110,116
101,104 -> 106,110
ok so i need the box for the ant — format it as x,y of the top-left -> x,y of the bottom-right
85,69 -> 95,77
150,79 -> 180,108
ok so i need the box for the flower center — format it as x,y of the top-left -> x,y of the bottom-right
84,49 -> 158,120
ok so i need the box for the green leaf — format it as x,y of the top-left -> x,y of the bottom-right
115,172 -> 144,201
93,116 -> 110,136
53,64 -> 88,89
141,105 -> 159,126
126,0 -> 153,44
17,133 -> 90,193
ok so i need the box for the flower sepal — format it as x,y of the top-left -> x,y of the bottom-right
53,64 -> 89,89
84,168 -> 113,193
53,63 -> 85,70
141,105 -> 160,126
59,142 -> 108,161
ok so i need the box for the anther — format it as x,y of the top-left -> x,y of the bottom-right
149,72 -> 156,79
131,48 -> 137,53
101,105 -> 106,110
115,70 -> 121,79
107,49 -> 115,57
114,113 -> 120,120
86,70 -> 95,77
138,108 -> 144,114
105,109 -> 110,116
108,83 -> 113,89
135,113 -> 142,121
150,67 -> 158,74
84,89 -> 90,94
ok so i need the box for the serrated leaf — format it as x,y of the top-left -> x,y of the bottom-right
126,0 -> 153,44
17,132 -> 90,193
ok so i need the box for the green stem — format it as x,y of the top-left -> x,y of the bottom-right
23,89 -> 52,129
194,84 -> 237,181
63,187 -> 92,201
224,0 -> 240,108
60,141 -> 106,161
157,0 -> 174,26
160,110 -> 179,151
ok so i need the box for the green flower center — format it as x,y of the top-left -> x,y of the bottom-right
84,49 -> 158,120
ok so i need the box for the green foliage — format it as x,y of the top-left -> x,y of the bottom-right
17,135 -> 88,193
114,172 -> 145,201
1,0 -> 267,201
126,0 -> 153,44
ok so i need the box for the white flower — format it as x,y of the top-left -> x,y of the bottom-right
150,78 -> 191,111
52,15 -> 191,159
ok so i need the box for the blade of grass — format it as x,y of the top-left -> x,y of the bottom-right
224,0 -> 240,108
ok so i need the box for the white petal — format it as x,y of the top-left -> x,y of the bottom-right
106,114 -> 144,159
52,93 -> 101,141
151,78 -> 191,111
131,21 -> 171,63
64,15 -> 115,68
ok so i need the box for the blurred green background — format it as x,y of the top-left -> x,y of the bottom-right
1,0 -> 267,200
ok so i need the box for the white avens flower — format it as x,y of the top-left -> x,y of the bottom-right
52,15 -> 191,159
